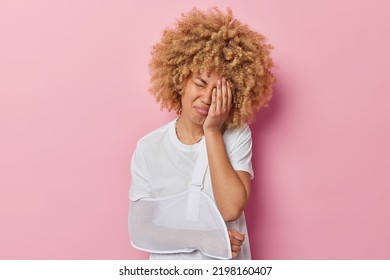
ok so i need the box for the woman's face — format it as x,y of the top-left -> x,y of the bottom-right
181,71 -> 222,127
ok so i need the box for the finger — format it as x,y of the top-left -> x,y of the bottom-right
229,228 -> 243,235
210,87 -> 217,112
229,229 -> 245,242
229,234 -> 243,247
221,77 -> 228,111
227,80 -> 232,110
231,245 -> 242,253
232,251 -> 238,258
230,238 -> 243,247
216,79 -> 222,113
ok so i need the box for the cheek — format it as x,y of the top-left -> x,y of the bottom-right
183,88 -> 199,103
181,93 -> 193,109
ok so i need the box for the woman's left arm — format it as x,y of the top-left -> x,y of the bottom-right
204,129 -> 251,222
203,78 -> 251,222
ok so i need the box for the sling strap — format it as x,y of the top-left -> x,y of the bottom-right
185,139 -> 208,222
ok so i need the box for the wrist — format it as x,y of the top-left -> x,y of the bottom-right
203,128 -> 223,139
204,127 -> 223,136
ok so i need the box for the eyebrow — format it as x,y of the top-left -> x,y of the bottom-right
195,76 -> 208,85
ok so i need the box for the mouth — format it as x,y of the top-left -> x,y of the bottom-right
194,106 -> 209,116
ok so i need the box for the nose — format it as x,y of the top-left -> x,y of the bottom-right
200,87 -> 214,105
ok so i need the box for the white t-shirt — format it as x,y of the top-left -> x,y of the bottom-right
129,118 -> 253,259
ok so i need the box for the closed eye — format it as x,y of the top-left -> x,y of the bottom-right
194,76 -> 208,88
194,82 -> 205,88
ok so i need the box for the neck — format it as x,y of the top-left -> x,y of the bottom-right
175,116 -> 204,144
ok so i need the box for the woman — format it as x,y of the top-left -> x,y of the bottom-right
129,7 -> 275,260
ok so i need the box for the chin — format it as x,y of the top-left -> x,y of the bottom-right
192,116 -> 205,126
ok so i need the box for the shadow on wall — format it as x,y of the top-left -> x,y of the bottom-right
245,80 -> 283,260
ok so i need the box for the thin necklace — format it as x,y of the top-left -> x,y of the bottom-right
175,119 -> 203,144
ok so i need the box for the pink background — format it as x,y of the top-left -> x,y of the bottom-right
1,0 -> 389,259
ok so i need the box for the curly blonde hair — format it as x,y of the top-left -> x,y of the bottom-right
149,7 -> 275,129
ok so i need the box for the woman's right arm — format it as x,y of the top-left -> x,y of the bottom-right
129,145 -> 232,259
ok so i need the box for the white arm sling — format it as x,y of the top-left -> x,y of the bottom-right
129,140 -> 232,259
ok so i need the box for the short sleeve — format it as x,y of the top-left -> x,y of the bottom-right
129,144 -> 152,201
225,124 -> 254,179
